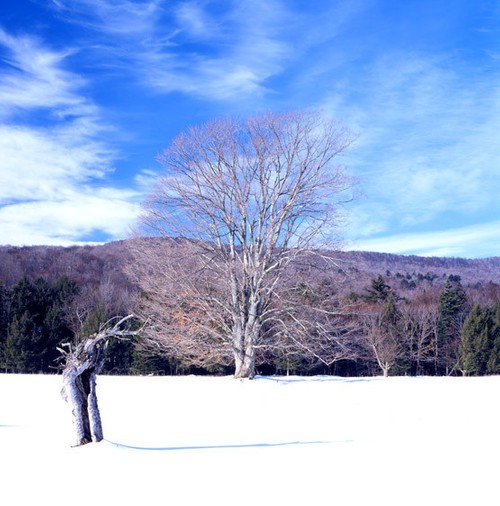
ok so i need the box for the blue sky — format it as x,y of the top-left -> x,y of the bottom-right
1,0 -> 499,258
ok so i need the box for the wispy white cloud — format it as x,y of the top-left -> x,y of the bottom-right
350,221 -> 500,259
0,26 -> 143,245
0,28 -> 87,117
174,1 -> 215,39
134,169 -> 160,191
145,0 -> 294,100
47,0 -> 294,101
0,123 -> 112,202
49,0 -> 163,37
327,49 -> 500,248
0,194 -> 139,246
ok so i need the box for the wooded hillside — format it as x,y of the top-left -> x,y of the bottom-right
0,240 -> 499,376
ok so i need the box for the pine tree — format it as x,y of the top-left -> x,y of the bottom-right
3,312 -> 38,372
2,275 -> 79,373
10,276 -> 35,318
5,277 -> 40,372
52,275 -> 79,305
42,303 -> 72,371
459,304 -> 491,375
364,275 -> 391,303
486,302 -> 500,374
382,292 -> 400,327
436,276 -> 468,374
381,292 -> 407,374
0,283 -> 9,370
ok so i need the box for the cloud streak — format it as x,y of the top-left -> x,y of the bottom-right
0,28 -> 86,117
49,0 -> 163,36
47,0 -> 294,101
0,26 -> 142,245
351,220 -> 500,258
0,193 -> 139,246
328,47 -> 500,257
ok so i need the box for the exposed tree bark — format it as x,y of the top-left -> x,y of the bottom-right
233,332 -> 258,379
60,315 -> 140,446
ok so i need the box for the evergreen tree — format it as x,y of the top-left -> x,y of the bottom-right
52,276 -> 79,305
9,276 -> 35,319
32,278 -> 51,326
5,278 -> 37,372
0,283 -> 9,369
382,292 -> 400,327
364,275 -> 391,303
436,276 -> 468,374
44,276 -> 79,371
459,304 -> 492,375
3,312 -> 38,372
486,302 -> 500,374
381,292 -> 407,374
1,275 -> 79,373
42,303 -> 72,371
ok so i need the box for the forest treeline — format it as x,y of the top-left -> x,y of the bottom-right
0,240 -> 499,376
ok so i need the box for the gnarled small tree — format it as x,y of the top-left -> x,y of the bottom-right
136,110 -> 356,378
60,315 -> 140,446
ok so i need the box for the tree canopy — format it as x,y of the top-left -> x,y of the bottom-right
137,110 -> 356,378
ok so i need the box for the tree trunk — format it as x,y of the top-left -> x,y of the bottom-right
234,348 -> 256,379
233,332 -> 257,379
60,315 -> 138,446
61,364 -> 103,446
60,334 -> 106,446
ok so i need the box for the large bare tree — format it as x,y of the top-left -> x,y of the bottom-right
136,110 -> 355,378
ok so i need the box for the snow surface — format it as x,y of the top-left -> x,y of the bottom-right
1,374 -> 499,505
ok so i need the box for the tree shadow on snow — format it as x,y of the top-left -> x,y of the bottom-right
256,376 -> 380,384
104,439 -> 353,451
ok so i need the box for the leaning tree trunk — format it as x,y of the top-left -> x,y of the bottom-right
60,315 -> 138,446
61,335 -> 106,446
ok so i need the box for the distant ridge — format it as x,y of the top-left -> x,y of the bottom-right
0,239 -> 498,289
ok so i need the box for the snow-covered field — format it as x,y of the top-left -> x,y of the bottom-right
1,374 -> 499,505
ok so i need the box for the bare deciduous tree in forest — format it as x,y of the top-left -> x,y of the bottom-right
135,110 -> 356,378
359,309 -> 397,377
271,275 -> 364,372
399,294 -> 439,375
359,293 -> 404,377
